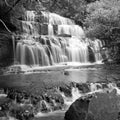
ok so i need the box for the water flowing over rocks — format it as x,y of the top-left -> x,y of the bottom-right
0,82 -> 120,120
0,1 -> 105,68
0,87 -> 64,120
14,10 -> 103,66
65,84 -> 120,120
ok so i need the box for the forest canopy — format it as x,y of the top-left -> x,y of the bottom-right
84,0 -> 120,42
0,0 -> 120,42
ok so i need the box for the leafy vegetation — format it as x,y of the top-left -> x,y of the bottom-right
83,0 -> 120,62
39,0 -> 97,26
84,0 -> 120,42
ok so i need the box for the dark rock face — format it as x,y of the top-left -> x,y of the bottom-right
59,85 -> 72,97
0,0 -> 43,34
88,46 -> 95,63
65,96 -> 91,120
0,32 -> 13,67
76,83 -> 90,93
65,89 -> 120,120
65,93 -> 93,120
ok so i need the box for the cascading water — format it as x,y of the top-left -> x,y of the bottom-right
92,39 -> 103,62
15,10 -> 103,66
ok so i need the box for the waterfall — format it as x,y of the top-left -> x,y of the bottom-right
93,39 -> 103,62
58,25 -> 85,37
41,12 -> 75,25
15,10 -> 103,66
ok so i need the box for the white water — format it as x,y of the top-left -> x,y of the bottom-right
2,82 -> 120,119
58,25 -> 85,37
35,82 -> 120,118
42,12 -> 75,25
15,10 -> 103,66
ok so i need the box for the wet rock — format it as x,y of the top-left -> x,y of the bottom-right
0,111 -> 6,117
64,71 -> 69,76
31,96 -> 41,106
32,88 -> 65,113
0,97 -> 11,112
40,24 -> 49,35
44,89 -> 64,109
0,33 -> 13,67
39,100 -> 51,112
90,83 -> 103,92
59,86 -> 72,97
101,83 -> 109,89
16,93 -> 24,103
88,46 -> 96,63
116,82 -> 120,88
7,89 -> 17,100
65,95 -> 91,120
76,83 -> 90,93
65,89 -> 120,120
86,112 -> 95,120
69,82 -> 76,88
10,104 -> 34,120
34,13 -> 48,23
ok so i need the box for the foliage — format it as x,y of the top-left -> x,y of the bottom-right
84,0 -> 120,42
1,0 -> 120,43
0,0 -> 97,26
39,0 -> 87,25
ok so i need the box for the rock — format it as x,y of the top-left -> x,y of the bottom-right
0,111 -> 6,117
65,95 -> 91,120
31,96 -> 41,106
43,89 -> 64,111
88,46 -> 96,63
10,104 -> 34,120
40,24 -> 49,35
0,1 -> 45,34
59,86 -> 72,97
0,33 -> 13,67
101,83 -> 109,89
117,82 -> 120,88
65,89 -> 120,120
76,83 -> 90,93
64,71 -> 69,76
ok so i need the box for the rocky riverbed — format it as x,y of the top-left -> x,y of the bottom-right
65,88 -> 120,120
0,81 -> 120,120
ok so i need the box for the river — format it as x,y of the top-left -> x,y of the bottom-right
31,64 -> 120,120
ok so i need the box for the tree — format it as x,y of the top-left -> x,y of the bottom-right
84,0 -> 120,43
39,0 -> 87,26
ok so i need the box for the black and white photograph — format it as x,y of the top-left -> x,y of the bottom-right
0,0 -> 120,120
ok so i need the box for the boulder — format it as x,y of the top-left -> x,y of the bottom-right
65,89 -> 120,120
65,95 -> 91,120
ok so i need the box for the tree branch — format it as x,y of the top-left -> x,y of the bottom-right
5,0 -> 22,15
0,19 -> 12,33
4,0 -> 12,7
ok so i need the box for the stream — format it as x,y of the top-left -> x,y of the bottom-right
33,64 -> 120,120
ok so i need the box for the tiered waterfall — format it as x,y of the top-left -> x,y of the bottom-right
16,11 -> 103,66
